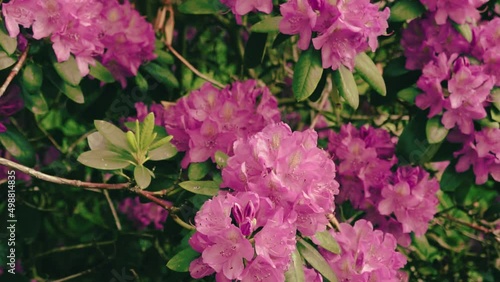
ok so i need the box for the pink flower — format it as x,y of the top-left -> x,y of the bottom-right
472,18 -> 500,85
2,0 -> 36,37
240,256 -> 284,282
118,197 -> 170,230
279,0 -> 318,50
221,0 -> 273,18
321,220 -> 407,281
419,0 -> 487,25
165,80 -> 280,168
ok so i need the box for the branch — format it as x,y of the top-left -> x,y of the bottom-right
0,46 -> 30,97
104,190 -> 122,231
132,188 -> 173,210
166,45 -> 225,89
0,157 -> 130,189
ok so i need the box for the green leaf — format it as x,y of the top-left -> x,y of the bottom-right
397,86 -> 420,104
155,50 -> 175,65
87,132 -> 108,150
491,107 -> 500,123
148,142 -> 177,161
297,238 -> 338,282
188,162 -> 211,181
77,150 -> 131,170
0,125 -> 36,166
244,32 -> 268,69
177,0 -> 225,15
384,57 -> 409,77
426,116 -> 449,144
390,0 -> 426,22
21,63 -> 43,93
52,55 -> 82,86
313,230 -> 341,254
45,69 -> 85,103
21,90 -> 48,115
272,33 -> 292,48
140,112 -> 156,150
179,180 -> 219,196
0,23 -> 17,55
134,165 -> 152,189
0,51 -> 16,70
284,249 -> 305,282
149,135 -> 173,151
143,63 -> 179,89
214,150 -> 229,169
135,72 -> 149,93
251,16 -> 283,33
333,65 -> 359,110
453,23 -> 472,43
440,162 -> 474,192
166,247 -> 200,272
126,131 -> 139,152
94,120 -> 131,151
89,61 -> 115,83
293,48 -> 323,101
354,52 -> 386,96
396,112 -> 442,165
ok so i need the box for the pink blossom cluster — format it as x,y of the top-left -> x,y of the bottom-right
2,0 -> 156,87
328,124 -> 440,245
128,102 -> 169,127
472,18 -> 500,86
0,85 -> 24,133
189,122 -> 340,281
450,128 -> 500,185
279,0 -> 389,70
320,220 -> 407,281
220,0 -> 273,21
415,54 -> 494,134
164,80 -> 280,168
118,197 -> 170,230
419,0 -> 487,25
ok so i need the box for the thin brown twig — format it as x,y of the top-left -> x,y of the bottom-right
440,213 -> 492,233
51,257 -> 112,282
166,45 -> 225,89
0,46 -> 30,97
0,157 -> 130,189
33,241 -> 115,259
103,190 -> 122,231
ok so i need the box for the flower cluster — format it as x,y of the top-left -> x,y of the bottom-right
328,124 -> 440,245
127,102 -> 169,128
320,220 -> 407,281
2,0 -> 156,87
419,0 -> 487,25
190,122 -> 340,281
451,128 -> 500,185
220,0 -> 273,21
222,122 -> 340,236
118,197 -> 170,230
164,80 -> 280,168
279,0 -> 389,70
472,18 -> 500,86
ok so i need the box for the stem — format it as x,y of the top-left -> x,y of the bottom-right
103,190 -> 122,231
166,45 -> 225,89
170,214 -> 195,230
132,188 -> 173,210
33,241 -> 115,259
0,46 -> 30,97
0,157 -> 130,189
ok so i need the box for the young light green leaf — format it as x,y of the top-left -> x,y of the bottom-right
140,112 -> 156,150
89,61 -> 115,83
22,63 -> 43,93
354,52 -> 386,96
453,23 -> 472,43
293,48 -> 323,101
126,131 -> 138,152
179,181 -> 219,196
148,142 -> 177,161
52,55 -> 82,86
77,150 -> 131,170
313,230 -> 341,254
389,0 -> 426,22
135,71 -> 149,94
155,50 -> 175,65
397,86 -> 420,104
426,116 -> 449,144
297,238 -> 338,282
491,107 -> 500,123
333,65 -> 359,110
251,16 -> 283,33
188,162 -> 211,181
134,165 -> 152,189
94,120 -> 131,151
87,132 -> 108,150
0,125 -> 36,166
284,249 -> 305,282
45,69 -> 85,104
177,0 -> 225,15
0,24 -> 17,55
0,51 -> 16,70
149,135 -> 173,151
166,247 -> 200,272
21,90 -> 48,115
214,150 -> 229,169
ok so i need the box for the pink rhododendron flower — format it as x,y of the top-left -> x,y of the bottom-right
0,85 -> 24,133
472,18 -> 500,85
118,197 -> 170,230
321,220 -> 407,282
164,80 -> 280,168
419,0 -> 487,25
220,0 -> 273,20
